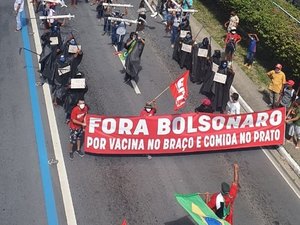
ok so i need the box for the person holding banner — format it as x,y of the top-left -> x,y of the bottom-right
194,98 -> 214,113
69,99 -> 89,160
140,101 -> 157,116
226,92 -> 240,115
206,163 -> 239,225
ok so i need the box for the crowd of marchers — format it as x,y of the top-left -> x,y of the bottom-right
20,1 -> 300,154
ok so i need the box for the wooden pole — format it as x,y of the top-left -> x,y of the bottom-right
102,3 -> 134,8
39,14 -> 75,20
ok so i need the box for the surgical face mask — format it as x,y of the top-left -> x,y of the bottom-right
79,103 -> 85,109
145,108 -> 151,112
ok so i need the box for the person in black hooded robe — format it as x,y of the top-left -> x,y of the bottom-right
200,50 -> 222,97
191,37 -> 212,84
52,54 -> 72,105
39,22 -> 64,84
124,35 -> 145,83
209,60 -> 235,112
172,16 -> 192,65
178,32 -> 194,70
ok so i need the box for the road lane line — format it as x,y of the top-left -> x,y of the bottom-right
27,1 -> 78,224
113,45 -> 141,94
20,9 -> 59,225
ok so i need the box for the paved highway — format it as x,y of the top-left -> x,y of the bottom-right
0,1 -> 299,225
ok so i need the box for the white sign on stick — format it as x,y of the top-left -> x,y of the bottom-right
71,78 -> 86,89
58,65 -> 70,76
180,30 -> 189,38
213,72 -> 227,84
50,37 -> 59,45
181,43 -> 192,53
198,48 -> 208,57
212,63 -> 219,73
68,45 -> 81,53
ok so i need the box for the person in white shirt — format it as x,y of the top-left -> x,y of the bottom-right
14,0 -> 24,31
226,92 -> 240,115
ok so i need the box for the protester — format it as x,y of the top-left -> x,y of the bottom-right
279,80 -> 296,108
173,31 -> 194,70
14,0 -> 25,31
170,12 -> 181,48
206,163 -> 239,224
286,99 -> 300,148
140,101 -> 157,116
136,0 -> 147,33
203,60 -> 235,113
194,98 -> 214,113
124,34 -> 145,83
191,37 -> 212,84
224,27 -> 241,65
64,72 -> 88,124
96,0 -> 105,20
102,5 -> 112,35
226,92 -> 241,115
244,33 -> 259,69
224,11 -> 239,33
266,64 -> 286,108
69,99 -> 89,160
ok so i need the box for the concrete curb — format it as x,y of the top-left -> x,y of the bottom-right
150,0 -> 300,177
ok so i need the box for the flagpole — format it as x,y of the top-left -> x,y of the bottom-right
151,86 -> 170,102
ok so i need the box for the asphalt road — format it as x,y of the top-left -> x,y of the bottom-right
1,1 -> 299,225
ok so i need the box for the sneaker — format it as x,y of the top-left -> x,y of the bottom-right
69,152 -> 74,160
76,150 -> 84,157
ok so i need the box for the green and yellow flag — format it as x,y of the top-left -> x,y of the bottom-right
175,193 -> 231,225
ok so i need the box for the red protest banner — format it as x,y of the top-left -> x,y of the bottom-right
84,108 -> 285,155
169,71 -> 189,111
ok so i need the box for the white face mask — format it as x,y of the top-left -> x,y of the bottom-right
145,108 -> 151,112
79,103 -> 85,109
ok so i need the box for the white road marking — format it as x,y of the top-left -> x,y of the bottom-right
27,1 -> 78,224
113,45 -> 141,94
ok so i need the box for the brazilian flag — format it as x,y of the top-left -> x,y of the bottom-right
175,193 -> 231,225
119,40 -> 137,61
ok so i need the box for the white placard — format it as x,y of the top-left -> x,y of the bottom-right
213,72 -> 227,84
212,63 -> 219,73
198,48 -> 208,57
68,45 -> 81,54
180,30 -> 189,38
50,37 -> 58,45
58,65 -> 70,76
181,43 -> 192,53
71,78 -> 86,89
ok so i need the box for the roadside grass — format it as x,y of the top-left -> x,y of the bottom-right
193,0 -> 270,89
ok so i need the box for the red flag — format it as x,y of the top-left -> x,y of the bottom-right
121,219 -> 127,225
169,71 -> 189,111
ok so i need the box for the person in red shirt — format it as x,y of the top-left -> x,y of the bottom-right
140,101 -> 157,116
205,163 -> 239,225
69,99 -> 88,160
224,27 -> 241,64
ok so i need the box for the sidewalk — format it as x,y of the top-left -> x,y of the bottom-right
152,0 -> 300,176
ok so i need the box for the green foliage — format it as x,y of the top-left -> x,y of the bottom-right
218,0 -> 300,76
